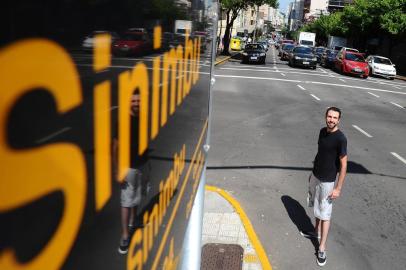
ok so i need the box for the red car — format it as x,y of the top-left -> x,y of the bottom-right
112,31 -> 152,56
334,51 -> 369,78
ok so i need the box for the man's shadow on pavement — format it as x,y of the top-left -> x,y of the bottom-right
281,195 -> 319,252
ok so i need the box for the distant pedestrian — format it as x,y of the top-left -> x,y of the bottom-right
304,107 -> 348,266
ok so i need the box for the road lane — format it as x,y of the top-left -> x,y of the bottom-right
207,46 -> 406,270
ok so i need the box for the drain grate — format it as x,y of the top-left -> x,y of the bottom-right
201,243 -> 244,270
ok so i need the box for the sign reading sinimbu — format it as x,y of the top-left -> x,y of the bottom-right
0,25 -> 204,270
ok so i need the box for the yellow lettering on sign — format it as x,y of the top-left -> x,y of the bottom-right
94,81 -> 111,210
0,39 -> 87,270
93,34 -> 111,72
151,56 -> 161,140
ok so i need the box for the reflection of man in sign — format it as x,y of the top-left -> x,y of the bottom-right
116,93 -> 150,255
304,107 -> 347,267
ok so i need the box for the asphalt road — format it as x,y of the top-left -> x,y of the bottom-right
206,46 -> 406,270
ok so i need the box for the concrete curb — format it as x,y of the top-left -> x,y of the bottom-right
395,75 -> 406,81
205,185 -> 273,270
214,52 -> 241,66
214,56 -> 232,66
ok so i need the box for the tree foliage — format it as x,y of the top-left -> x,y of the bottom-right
296,0 -> 405,46
219,0 -> 278,54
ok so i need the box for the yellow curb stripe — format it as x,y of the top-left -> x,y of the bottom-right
244,253 -> 260,263
205,185 -> 273,270
215,56 -> 232,66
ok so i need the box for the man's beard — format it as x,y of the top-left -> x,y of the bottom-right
327,121 -> 336,129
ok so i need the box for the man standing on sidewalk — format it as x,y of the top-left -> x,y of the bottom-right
306,107 -> 348,266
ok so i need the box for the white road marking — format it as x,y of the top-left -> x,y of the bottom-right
310,94 -> 320,101
281,73 -> 286,76
393,86 -> 401,89
214,74 -> 406,95
214,74 -> 301,83
297,85 -> 306,90
36,127 -> 71,144
219,67 -> 330,76
390,102 -> 404,109
391,152 -> 406,165
352,125 -> 373,138
367,92 -> 380,98
339,79 -> 346,82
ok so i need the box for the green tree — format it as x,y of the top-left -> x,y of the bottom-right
298,0 -> 405,48
219,0 -> 278,55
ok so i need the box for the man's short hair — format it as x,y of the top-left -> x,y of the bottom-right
325,106 -> 342,118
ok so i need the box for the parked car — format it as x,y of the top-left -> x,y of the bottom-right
258,41 -> 269,51
276,39 -> 294,49
337,47 -> 359,55
288,46 -> 317,69
230,36 -> 244,51
280,44 -> 295,60
112,31 -> 152,56
268,39 -> 276,46
313,46 -> 326,63
320,49 -> 338,68
334,51 -> 369,78
366,55 -> 396,80
82,30 -> 120,51
241,43 -> 266,64
279,43 -> 294,57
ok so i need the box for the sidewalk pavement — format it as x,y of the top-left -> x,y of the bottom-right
202,186 -> 272,270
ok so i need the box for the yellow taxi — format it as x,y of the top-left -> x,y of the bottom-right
230,37 -> 244,51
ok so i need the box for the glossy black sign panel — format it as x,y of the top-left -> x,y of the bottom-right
0,1 -> 217,269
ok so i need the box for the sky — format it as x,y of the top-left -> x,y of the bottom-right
278,0 -> 291,14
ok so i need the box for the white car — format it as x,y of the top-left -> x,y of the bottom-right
366,55 -> 397,80
82,31 -> 119,51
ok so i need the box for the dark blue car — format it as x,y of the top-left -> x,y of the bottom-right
320,49 -> 338,68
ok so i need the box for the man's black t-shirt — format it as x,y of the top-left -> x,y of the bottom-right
313,127 -> 347,182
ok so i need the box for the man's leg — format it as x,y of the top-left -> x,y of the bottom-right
315,217 -> 321,235
319,220 -> 330,251
121,207 -> 130,240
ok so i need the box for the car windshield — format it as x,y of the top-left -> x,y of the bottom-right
301,40 -> 313,46
294,47 -> 312,54
283,44 -> 295,50
122,34 -> 143,41
374,57 -> 392,65
245,44 -> 263,50
345,53 -> 365,62
328,51 -> 337,57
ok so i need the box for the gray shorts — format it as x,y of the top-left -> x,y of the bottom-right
307,173 -> 335,221
121,169 -> 142,208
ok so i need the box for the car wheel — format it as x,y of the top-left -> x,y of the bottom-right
362,75 -> 368,79
390,77 -> 395,80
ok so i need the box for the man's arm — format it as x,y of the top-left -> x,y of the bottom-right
330,155 -> 347,199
